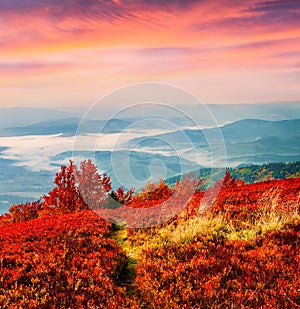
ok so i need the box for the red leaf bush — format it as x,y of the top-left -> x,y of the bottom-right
135,221 -> 300,308
206,177 -> 300,228
0,211 -> 135,308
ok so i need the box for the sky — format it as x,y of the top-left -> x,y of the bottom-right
0,0 -> 300,110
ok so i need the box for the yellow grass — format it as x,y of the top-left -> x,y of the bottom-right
127,207 -> 300,260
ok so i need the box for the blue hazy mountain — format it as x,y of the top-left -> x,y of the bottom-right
129,119 -> 300,166
0,117 -> 131,136
131,119 -> 300,145
84,101 -> 300,123
1,102 -> 300,136
219,119 -> 300,141
0,107 -> 78,129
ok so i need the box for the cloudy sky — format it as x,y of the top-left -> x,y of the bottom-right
1,0 -> 300,109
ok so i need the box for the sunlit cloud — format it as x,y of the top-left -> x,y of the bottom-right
0,0 -> 299,107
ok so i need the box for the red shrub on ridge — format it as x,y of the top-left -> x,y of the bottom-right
0,211 -> 135,308
135,222 -> 300,308
206,178 -> 300,225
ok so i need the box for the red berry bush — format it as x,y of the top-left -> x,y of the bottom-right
0,211 -> 135,309
135,222 -> 300,308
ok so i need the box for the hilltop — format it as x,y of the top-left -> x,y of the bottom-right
0,160 -> 299,308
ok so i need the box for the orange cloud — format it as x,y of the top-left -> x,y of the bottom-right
0,0 -> 299,107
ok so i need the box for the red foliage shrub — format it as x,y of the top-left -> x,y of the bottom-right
8,200 -> 43,223
206,178 -> 300,227
0,213 -> 11,226
123,176 -> 202,231
0,211 -> 135,308
131,178 -> 172,203
135,222 -> 300,308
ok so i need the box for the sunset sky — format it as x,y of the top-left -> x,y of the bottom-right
1,0 -> 300,110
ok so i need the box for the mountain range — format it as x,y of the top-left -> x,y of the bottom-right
0,103 -> 299,213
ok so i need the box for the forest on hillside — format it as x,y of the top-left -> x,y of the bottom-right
166,161 -> 300,188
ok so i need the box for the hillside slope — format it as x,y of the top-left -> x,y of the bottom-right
0,177 -> 299,308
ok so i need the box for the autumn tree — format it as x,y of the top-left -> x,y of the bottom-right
43,159 -> 119,213
76,159 -> 112,209
43,160 -> 84,213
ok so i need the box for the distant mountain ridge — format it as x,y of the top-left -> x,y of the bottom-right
132,118 -> 300,143
0,117 -> 131,136
82,101 -> 300,123
220,118 -> 300,141
1,101 -> 300,131
130,118 -> 300,166
0,107 -> 78,129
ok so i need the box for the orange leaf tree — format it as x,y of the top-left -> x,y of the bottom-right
43,160 -> 83,213
76,159 -> 112,209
